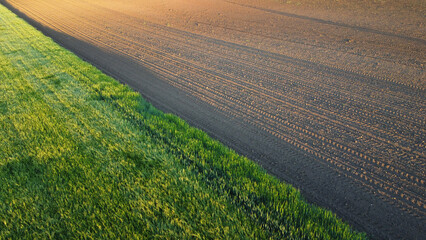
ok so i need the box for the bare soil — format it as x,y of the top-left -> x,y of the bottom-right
3,0 -> 425,239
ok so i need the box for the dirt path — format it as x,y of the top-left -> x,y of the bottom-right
2,0 -> 424,239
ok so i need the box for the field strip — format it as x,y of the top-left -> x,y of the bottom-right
0,4 -> 372,239
11,0 -> 425,216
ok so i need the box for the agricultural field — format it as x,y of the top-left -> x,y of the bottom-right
0,4 -> 368,239
1,0 -> 425,239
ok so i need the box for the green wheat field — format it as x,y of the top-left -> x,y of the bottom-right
0,4 -> 366,239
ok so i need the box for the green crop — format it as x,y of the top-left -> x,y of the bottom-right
0,4 -> 366,239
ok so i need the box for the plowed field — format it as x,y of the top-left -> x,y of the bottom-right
3,0 -> 424,239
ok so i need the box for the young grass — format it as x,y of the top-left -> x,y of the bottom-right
0,4 -> 367,239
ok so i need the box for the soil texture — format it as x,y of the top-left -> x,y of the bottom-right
2,0 -> 425,239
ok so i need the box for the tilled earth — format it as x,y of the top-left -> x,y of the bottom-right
2,0 -> 425,239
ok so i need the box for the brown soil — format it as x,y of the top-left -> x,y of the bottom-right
2,0 -> 425,239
